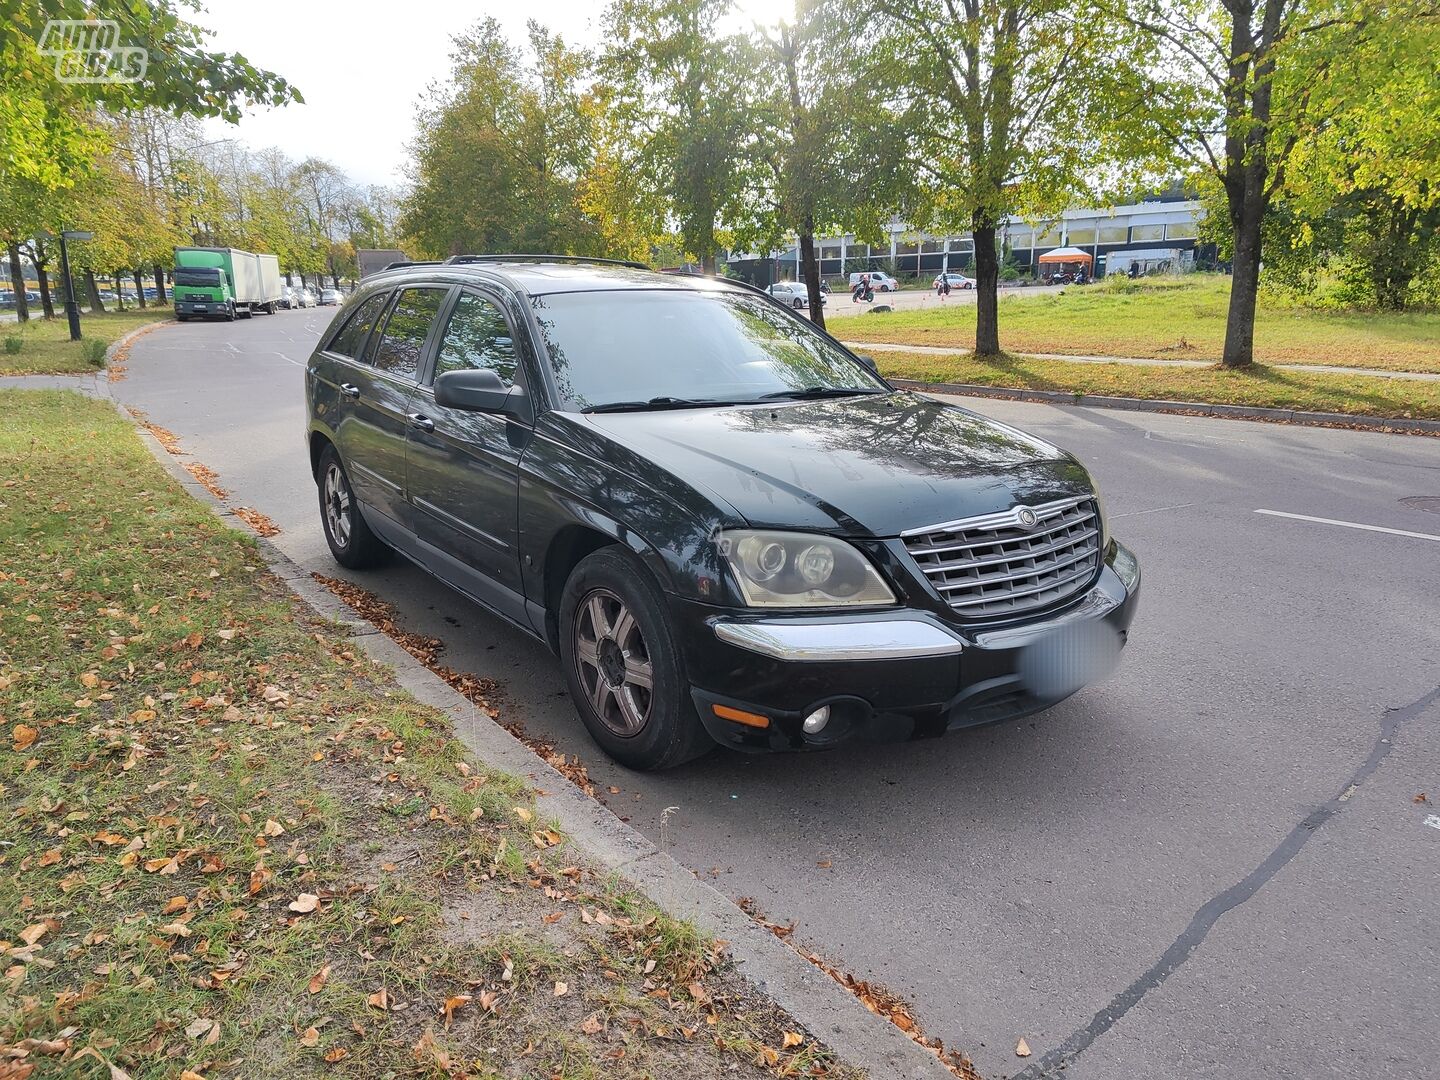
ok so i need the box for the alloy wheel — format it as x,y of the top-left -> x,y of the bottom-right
573,588 -> 655,736
323,462 -> 352,548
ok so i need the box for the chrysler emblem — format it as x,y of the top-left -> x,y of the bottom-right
1016,506 -> 1038,528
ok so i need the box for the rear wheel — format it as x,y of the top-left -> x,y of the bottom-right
559,548 -> 711,770
316,444 -> 389,569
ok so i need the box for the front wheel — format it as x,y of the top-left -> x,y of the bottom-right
559,548 -> 711,771
316,445 -> 389,569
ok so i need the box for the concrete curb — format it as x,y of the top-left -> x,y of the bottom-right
105,317 -> 173,364
104,396 -> 956,1079
889,378 -> 1440,437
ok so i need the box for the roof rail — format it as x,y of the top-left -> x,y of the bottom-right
382,260 -> 443,271
659,267 -> 769,296
444,254 -> 651,271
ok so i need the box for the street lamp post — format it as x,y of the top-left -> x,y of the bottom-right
52,230 -> 92,342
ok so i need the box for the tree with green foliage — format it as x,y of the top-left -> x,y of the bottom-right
738,4 -> 913,330
1112,0 -> 1433,362
402,19 -> 605,259
849,0 -> 1136,355
601,0 -> 755,272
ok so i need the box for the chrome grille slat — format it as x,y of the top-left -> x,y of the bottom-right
904,498 -> 1102,619
916,527 -> 1100,573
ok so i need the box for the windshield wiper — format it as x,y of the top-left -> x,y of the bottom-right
581,396 -> 731,414
754,386 -> 885,401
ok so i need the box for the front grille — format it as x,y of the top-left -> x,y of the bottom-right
902,497 -> 1102,619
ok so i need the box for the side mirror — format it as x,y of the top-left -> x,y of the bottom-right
855,353 -> 879,374
434,368 -> 521,415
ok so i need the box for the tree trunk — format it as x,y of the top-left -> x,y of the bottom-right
114,274 -> 127,311
35,253 -> 55,319
972,221 -> 1001,356
1222,197 -> 1264,368
154,264 -> 167,303
6,243 -> 29,323
134,268 -> 147,308
85,268 -> 105,313
799,223 -> 825,333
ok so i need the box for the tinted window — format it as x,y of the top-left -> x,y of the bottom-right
530,289 -> 884,411
371,287 -> 447,379
433,293 -> 517,386
328,293 -> 389,359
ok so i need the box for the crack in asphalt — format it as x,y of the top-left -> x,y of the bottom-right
1015,683 -> 1440,1079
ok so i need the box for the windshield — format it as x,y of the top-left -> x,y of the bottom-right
173,267 -> 222,287
529,289 -> 885,411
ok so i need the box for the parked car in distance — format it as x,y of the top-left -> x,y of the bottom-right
318,288 -> 341,306
304,257 -> 1139,770
847,270 -> 899,292
766,281 -> 826,309
933,272 -> 976,290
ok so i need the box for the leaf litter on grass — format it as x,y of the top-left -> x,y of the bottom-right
0,388 -> 864,1079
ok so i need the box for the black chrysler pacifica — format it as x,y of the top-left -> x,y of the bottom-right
304,256 -> 1140,770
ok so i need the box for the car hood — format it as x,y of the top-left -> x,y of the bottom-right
579,391 -> 1094,537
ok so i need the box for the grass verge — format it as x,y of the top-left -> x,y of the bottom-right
831,277 -> 1440,374
0,309 -> 173,375
877,350 -> 1440,421
0,389 -> 861,1080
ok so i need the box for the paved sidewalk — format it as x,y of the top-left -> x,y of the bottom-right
843,340 -> 1440,382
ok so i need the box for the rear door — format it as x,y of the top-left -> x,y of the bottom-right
342,285 -> 450,529
405,288 -> 530,623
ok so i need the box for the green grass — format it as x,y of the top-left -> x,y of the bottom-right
0,389 -> 862,1080
833,276 -> 1440,373
0,307 -> 173,374
876,349 -> 1440,421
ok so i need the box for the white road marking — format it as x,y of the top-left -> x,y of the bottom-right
1255,509 -> 1440,543
1113,502 -> 1196,519
1424,814 -> 1440,831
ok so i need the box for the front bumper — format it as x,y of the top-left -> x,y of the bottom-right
678,542 -> 1140,752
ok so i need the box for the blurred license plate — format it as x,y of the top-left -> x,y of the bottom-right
1015,619 -> 1122,700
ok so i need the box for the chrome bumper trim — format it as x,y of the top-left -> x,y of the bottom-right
713,617 -> 965,661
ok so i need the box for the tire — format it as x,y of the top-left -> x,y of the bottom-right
316,444 -> 389,569
559,547 -> 712,771
224,304 -> 235,322
238,305 -> 253,319
176,315 -> 189,322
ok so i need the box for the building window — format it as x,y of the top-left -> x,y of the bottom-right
1131,224 -> 1164,243
1067,227 -> 1096,246
1166,222 -> 1198,240
1098,224 -> 1128,244
820,244 -> 841,261
1038,226 -> 1063,247
1008,228 -> 1033,249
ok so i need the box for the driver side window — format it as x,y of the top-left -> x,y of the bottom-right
433,293 -> 517,387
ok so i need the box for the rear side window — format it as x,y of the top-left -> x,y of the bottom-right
432,293 -> 518,387
371,287 -> 448,379
328,293 -> 389,358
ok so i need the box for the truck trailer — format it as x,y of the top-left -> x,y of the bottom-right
172,247 -> 284,321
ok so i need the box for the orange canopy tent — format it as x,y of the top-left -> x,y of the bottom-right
1037,246 -> 1094,265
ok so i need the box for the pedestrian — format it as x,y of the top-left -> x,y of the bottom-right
941,275 -> 951,301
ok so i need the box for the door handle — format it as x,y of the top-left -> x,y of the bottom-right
339,382 -> 360,398
408,413 -> 435,432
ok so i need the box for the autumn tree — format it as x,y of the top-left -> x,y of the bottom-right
843,0 -> 1136,354
1114,0 -> 1433,363
601,0 -> 755,271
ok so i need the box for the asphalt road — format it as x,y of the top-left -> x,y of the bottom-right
111,310 -> 1440,1079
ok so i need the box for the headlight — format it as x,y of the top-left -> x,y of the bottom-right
716,530 -> 896,607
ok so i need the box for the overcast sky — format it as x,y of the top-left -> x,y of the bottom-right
195,0 -> 777,189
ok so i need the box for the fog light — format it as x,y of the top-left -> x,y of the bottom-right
802,706 -> 831,734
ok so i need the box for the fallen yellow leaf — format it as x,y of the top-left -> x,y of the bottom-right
1016,1037 -> 1032,1057
308,964 -> 331,994
288,893 -> 320,914
782,1031 -> 803,1049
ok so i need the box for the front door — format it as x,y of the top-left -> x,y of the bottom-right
405,288 -> 530,623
